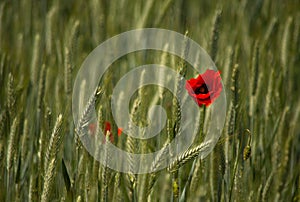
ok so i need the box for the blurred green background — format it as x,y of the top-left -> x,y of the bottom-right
0,0 -> 299,201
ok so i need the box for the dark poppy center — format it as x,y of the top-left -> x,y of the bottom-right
194,84 -> 208,94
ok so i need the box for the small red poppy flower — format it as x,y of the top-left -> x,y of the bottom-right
117,128 -> 123,136
88,121 -> 122,143
104,121 -> 114,143
104,121 -> 111,133
185,69 -> 222,107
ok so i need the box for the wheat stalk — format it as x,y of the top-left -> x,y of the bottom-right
30,34 -> 41,85
7,73 -> 16,118
167,140 -> 212,172
37,64 -> 46,110
281,17 -> 292,78
76,87 -> 102,137
45,5 -> 57,55
262,171 -> 274,202
6,117 -> 18,172
101,130 -> 111,202
210,9 -> 222,62
41,158 -> 58,202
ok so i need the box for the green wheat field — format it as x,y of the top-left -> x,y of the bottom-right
0,0 -> 300,201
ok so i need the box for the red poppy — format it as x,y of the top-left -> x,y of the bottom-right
185,69 -> 222,107
103,121 -> 123,142
117,128 -> 123,136
88,121 -> 117,143
103,121 -> 114,143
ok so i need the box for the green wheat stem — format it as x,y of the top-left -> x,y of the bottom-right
229,140 -> 240,202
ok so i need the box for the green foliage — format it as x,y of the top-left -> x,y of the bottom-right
0,0 -> 299,201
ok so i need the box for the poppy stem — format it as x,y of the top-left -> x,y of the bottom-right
178,105 -> 207,201
199,105 -> 206,142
